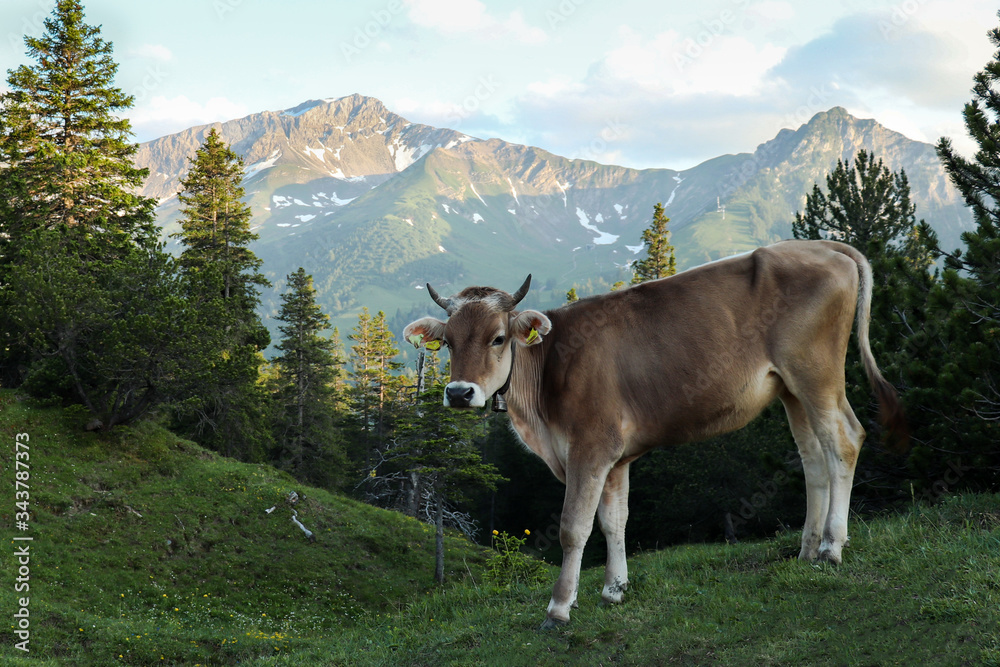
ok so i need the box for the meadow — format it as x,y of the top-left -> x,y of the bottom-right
2,391 -> 998,666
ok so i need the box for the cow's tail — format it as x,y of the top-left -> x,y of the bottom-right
836,243 -> 909,452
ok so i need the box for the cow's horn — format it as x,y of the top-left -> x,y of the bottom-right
426,283 -> 453,313
510,274 -> 532,308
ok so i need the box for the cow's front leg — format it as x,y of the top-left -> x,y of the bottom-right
542,460 -> 613,629
598,462 -> 631,605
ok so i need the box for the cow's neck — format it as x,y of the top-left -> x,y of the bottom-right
505,340 -> 566,480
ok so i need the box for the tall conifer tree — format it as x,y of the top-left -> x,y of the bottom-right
792,150 -> 921,258
273,268 -> 347,487
0,1 -> 217,424
171,129 -> 271,459
347,308 -> 404,462
926,14 -> 1000,485
631,203 -> 676,285
174,128 -> 267,303
0,0 -> 153,245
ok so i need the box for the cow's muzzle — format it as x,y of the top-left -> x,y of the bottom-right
444,381 -> 486,408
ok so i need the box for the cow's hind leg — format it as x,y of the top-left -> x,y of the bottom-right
815,396 -> 865,564
780,391 -> 829,561
598,462 -> 631,605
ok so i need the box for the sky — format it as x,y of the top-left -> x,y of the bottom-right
0,0 -> 997,170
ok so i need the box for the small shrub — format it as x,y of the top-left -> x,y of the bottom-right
484,529 -> 547,589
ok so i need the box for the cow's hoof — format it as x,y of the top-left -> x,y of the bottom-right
540,616 -> 569,630
817,548 -> 842,565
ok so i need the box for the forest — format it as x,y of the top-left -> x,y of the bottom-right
2,0 -> 1000,574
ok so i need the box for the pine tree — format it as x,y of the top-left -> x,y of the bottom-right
0,0 -> 157,386
790,148 -> 943,498
631,203 -> 676,285
170,129 -> 271,459
7,229 -> 221,429
174,128 -> 267,302
347,308 -> 404,462
927,14 -> 1000,485
0,0 -> 153,243
791,150 -> 918,257
566,287 -> 579,303
365,386 -> 504,583
272,268 -> 347,488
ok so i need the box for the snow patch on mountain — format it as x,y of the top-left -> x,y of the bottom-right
470,182 -> 487,206
303,146 -> 326,162
576,207 -> 618,245
507,177 -> 520,205
391,138 -> 434,172
557,181 -> 571,207
282,101 -> 323,117
245,150 -> 281,179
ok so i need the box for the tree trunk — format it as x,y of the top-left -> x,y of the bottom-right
434,491 -> 445,584
407,470 -> 421,518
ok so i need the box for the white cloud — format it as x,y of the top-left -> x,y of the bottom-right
130,95 -> 249,142
600,27 -> 786,97
128,43 -> 173,61
403,0 -> 546,43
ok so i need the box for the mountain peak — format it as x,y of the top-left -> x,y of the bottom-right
135,100 -> 969,337
136,93 -> 463,202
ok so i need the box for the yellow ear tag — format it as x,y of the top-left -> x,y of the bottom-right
408,334 -> 424,348
526,328 -> 539,344
425,340 -> 441,351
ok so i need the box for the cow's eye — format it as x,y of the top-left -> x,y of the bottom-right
491,335 -> 506,347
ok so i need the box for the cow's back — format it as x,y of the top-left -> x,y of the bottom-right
537,241 -> 860,452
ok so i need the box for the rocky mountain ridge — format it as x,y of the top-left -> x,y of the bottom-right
133,96 -> 971,337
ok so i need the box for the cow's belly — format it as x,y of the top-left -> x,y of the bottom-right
625,366 -> 784,453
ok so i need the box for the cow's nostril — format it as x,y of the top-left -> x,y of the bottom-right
446,384 -> 476,407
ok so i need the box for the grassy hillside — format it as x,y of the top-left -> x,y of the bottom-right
0,391 -> 488,665
3,392 -> 999,665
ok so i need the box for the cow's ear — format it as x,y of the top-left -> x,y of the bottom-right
403,317 -> 447,350
511,310 -> 552,347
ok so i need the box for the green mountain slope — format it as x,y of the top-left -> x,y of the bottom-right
135,97 -> 972,339
0,391 -> 487,665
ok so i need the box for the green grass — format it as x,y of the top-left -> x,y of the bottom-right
0,391 -> 486,665
3,390 -> 999,665
272,497 -> 999,666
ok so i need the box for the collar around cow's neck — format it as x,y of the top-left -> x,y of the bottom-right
491,339 -> 516,413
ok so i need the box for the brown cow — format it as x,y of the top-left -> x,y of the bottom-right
404,239 -> 904,629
